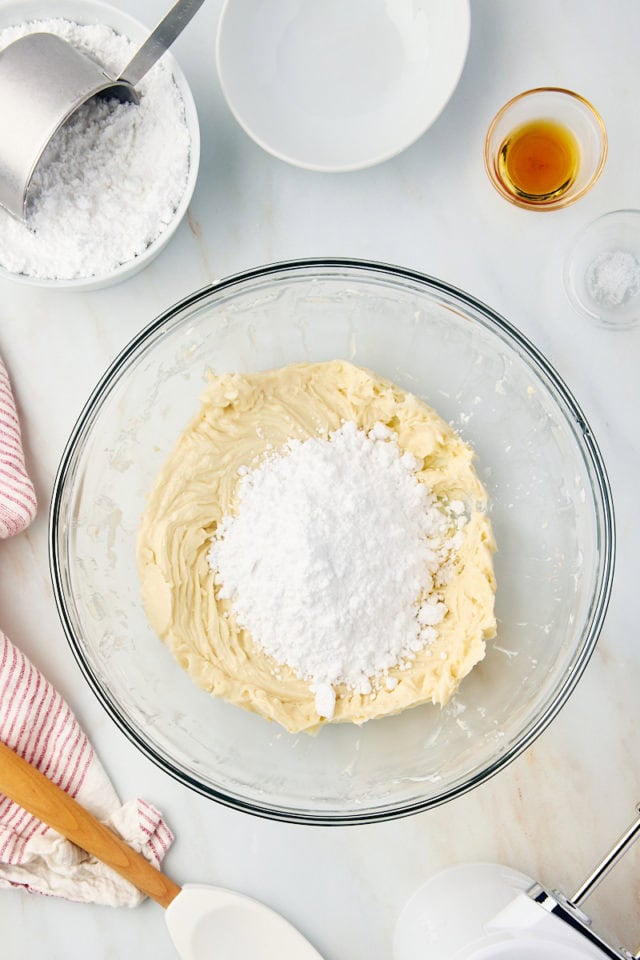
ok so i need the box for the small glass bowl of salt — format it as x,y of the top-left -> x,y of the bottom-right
564,209 -> 640,328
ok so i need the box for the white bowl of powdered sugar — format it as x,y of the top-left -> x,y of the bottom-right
0,0 -> 199,290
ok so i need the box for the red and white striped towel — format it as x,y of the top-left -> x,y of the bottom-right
0,356 -> 37,539
0,354 -> 172,904
0,630 -> 174,905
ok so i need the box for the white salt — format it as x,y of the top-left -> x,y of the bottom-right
585,250 -> 640,307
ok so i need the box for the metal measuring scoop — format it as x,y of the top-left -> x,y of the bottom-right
0,0 -> 204,221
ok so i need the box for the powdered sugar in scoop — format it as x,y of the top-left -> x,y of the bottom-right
0,19 -> 191,280
208,422 -> 465,719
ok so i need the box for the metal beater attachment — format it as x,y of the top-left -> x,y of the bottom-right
394,803 -> 640,960
529,803 -> 640,960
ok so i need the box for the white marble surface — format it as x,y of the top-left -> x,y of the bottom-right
1,0 -> 640,957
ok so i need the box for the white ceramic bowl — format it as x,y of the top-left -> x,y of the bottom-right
216,0 -> 470,171
0,0 -> 200,291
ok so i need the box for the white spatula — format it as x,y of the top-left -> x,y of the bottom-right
0,740 -> 324,960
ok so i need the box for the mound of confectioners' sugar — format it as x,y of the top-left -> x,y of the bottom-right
0,19 -> 191,280
208,421 -> 465,719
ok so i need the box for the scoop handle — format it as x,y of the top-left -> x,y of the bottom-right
0,739 -> 181,909
119,0 -> 206,87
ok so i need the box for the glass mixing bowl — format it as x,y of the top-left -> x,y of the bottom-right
50,260 -> 614,824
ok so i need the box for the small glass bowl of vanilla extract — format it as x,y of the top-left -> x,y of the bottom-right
484,87 -> 607,210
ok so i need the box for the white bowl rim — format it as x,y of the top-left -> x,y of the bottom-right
0,0 -> 200,290
215,0 -> 471,172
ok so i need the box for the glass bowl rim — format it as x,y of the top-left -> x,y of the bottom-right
483,86 -> 608,211
48,257 -> 616,825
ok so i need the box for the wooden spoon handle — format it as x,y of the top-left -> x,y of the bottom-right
0,739 -> 181,908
